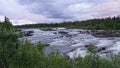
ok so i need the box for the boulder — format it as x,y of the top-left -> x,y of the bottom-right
20,30 -> 34,37
58,31 -> 72,37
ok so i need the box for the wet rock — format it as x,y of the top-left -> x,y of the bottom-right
20,31 -> 34,37
91,30 -> 120,37
85,45 -> 89,48
44,44 -> 50,47
85,45 -> 97,48
101,51 -> 109,54
40,28 -> 54,31
100,50 -> 115,54
97,47 -> 106,52
58,31 -> 68,35
53,32 -> 57,34
85,44 -> 107,53
78,30 -> 91,34
58,31 -> 72,37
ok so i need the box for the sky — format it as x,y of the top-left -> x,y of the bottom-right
0,0 -> 120,25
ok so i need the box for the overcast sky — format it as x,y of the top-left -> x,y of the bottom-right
0,0 -> 120,25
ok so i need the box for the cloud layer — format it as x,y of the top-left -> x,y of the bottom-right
0,0 -> 120,25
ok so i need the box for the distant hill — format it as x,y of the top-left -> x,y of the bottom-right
15,15 -> 120,30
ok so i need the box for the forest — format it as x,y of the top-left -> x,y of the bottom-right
16,15 -> 120,30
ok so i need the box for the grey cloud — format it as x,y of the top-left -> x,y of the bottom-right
18,0 -> 91,20
18,0 -> 110,21
0,0 -> 120,25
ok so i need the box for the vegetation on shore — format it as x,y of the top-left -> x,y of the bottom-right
16,15 -> 120,30
1,17 -> 120,68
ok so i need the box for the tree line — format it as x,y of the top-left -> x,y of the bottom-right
16,15 -> 120,30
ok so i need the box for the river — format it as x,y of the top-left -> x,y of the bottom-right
21,28 -> 120,58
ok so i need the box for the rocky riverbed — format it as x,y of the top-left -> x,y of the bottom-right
20,28 -> 120,58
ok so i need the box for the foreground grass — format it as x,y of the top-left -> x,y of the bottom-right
1,17 -> 120,68
1,39 -> 120,68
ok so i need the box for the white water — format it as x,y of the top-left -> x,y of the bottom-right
22,28 -> 120,58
